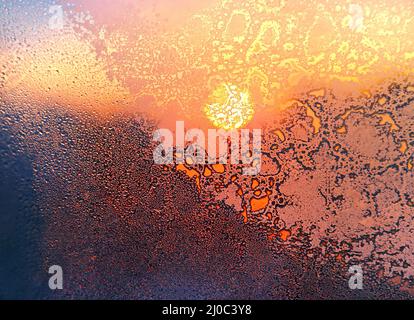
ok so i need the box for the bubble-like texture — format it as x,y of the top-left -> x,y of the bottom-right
1,0 -> 414,299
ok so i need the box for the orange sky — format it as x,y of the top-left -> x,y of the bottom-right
2,0 -> 414,129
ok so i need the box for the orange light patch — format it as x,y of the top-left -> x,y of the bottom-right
237,187 -> 243,196
279,229 -> 291,241
241,205 -> 248,223
251,178 -> 259,190
376,113 -> 400,132
308,88 -> 325,98
272,129 -> 286,142
267,233 -> 277,240
203,166 -> 212,177
337,125 -> 347,134
254,190 -> 262,196
306,105 -> 321,134
378,96 -> 388,106
250,195 -> 269,212
400,141 -> 408,154
212,164 -> 225,173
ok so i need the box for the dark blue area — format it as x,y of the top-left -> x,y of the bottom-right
0,129 -> 49,299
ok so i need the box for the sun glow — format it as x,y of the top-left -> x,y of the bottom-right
204,84 -> 254,130
3,0 -> 414,126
